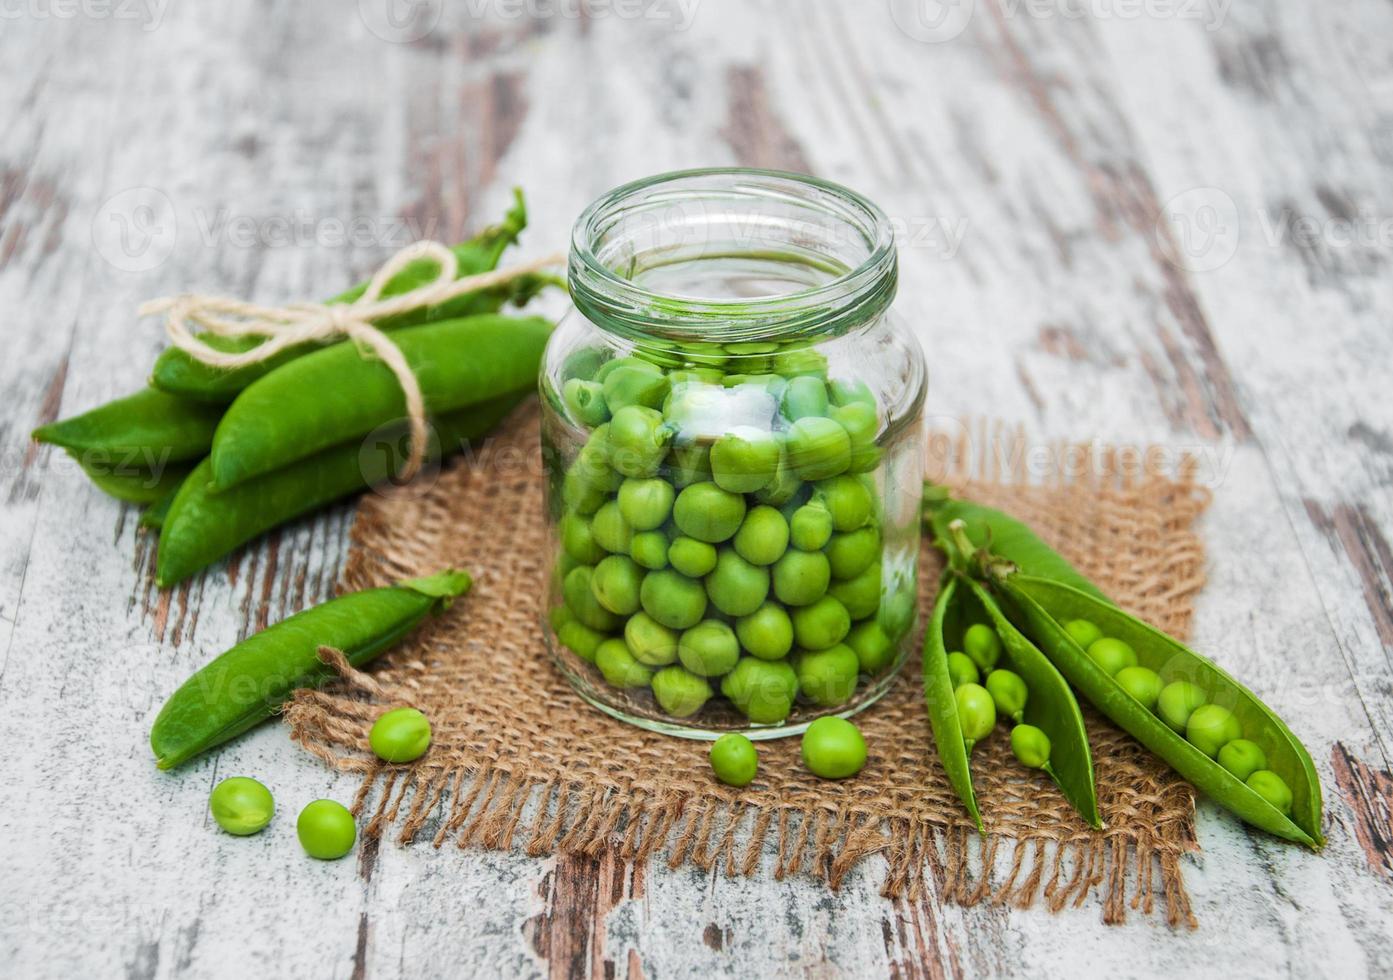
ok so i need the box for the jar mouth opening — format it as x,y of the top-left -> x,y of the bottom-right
569,168 -> 897,343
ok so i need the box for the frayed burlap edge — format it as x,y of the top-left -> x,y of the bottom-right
285,413 -> 1209,928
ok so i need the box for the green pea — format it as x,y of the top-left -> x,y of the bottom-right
607,405 -> 671,478
651,665 -> 713,717
985,669 -> 1028,723
297,799 -> 356,860
557,618 -> 606,663
559,513 -> 606,565
617,477 -> 676,531
563,378 -> 610,426
705,548 -> 770,617
827,560 -> 881,620
780,375 -> 829,420
800,717 -> 867,779
624,612 -> 680,666
1086,637 -> 1138,677
772,549 -> 831,606
1064,618 -> 1103,649
879,580 -> 917,642
629,530 -> 670,570
1010,723 -> 1051,770
369,707 -> 432,763
564,566 -> 622,631
673,482 -> 747,543
828,377 -> 875,408
563,429 -> 620,515
1156,681 -> 1207,733
590,555 -> 644,615
946,651 -> 979,689
814,476 -> 873,532
668,536 -> 718,577
596,638 -> 655,689
668,442 -> 713,488
752,451 -> 802,507
772,347 -> 828,378
601,361 -> 669,412
955,683 -> 996,748
825,526 -> 881,581
720,657 -> 799,723
733,505 -> 790,566
793,644 -> 859,707
591,500 -> 633,554
709,733 -> 759,788
829,401 -> 879,473
1245,770 -> 1293,816
209,776 -> 275,836
1218,739 -> 1268,782
791,595 -> 851,651
848,619 -> 896,674
785,416 -> 851,480
1115,665 -> 1163,711
639,569 -> 708,629
1185,704 -> 1243,758
710,427 -> 780,495
962,624 -> 1002,673
735,602 -> 795,661
788,502 -> 833,551
678,620 -> 741,677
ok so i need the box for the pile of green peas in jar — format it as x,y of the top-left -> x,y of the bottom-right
1065,617 -> 1295,815
545,344 -> 917,728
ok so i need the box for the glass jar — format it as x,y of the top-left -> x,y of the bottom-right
540,168 -> 926,739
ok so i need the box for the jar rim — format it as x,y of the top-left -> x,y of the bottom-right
568,167 -> 897,343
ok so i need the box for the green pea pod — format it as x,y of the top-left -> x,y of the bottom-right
148,190 -> 546,403
989,571 -> 1325,848
32,387 -> 222,463
923,573 -> 985,833
957,576 -> 1101,828
925,491 -> 1107,602
209,314 -> 551,490
70,450 -> 196,505
149,569 -> 471,769
156,390 -> 526,587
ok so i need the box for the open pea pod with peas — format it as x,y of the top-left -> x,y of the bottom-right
925,490 -> 1325,848
924,567 -> 1102,833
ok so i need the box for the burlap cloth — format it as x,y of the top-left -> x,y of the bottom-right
286,406 -> 1211,927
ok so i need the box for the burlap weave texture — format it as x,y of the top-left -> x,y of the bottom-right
286,406 -> 1210,926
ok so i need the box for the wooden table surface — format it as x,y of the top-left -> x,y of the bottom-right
3,1 -> 1391,977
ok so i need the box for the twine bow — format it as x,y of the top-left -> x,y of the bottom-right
140,243 -> 563,481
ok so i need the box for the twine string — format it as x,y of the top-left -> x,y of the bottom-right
139,243 -> 564,481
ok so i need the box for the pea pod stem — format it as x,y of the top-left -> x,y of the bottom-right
149,569 -> 471,769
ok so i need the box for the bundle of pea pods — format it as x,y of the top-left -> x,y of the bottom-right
921,493 -> 1325,848
32,192 -> 559,588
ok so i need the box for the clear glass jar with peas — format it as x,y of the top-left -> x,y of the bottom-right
540,169 -> 927,737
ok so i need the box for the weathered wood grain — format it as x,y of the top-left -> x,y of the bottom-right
2,0 -> 1392,977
